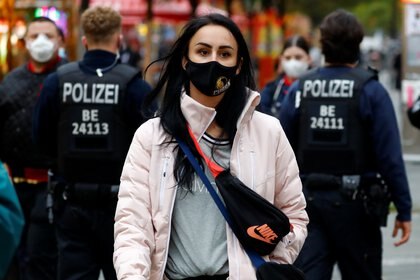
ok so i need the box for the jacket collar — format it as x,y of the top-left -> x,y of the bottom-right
180,88 -> 261,141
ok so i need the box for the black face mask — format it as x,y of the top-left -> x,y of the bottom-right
185,60 -> 237,96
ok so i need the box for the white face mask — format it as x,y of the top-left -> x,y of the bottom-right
281,59 -> 309,78
26,33 -> 56,63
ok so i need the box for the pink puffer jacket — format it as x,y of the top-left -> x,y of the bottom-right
113,90 -> 308,280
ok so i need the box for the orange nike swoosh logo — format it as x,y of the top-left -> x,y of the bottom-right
247,225 -> 276,244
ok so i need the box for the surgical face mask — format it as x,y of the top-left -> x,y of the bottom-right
26,33 -> 56,63
185,60 -> 237,96
281,59 -> 309,79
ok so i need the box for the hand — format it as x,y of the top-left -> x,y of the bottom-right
392,219 -> 411,247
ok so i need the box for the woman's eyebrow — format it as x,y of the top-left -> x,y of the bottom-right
219,45 -> 234,50
194,42 -> 234,50
194,42 -> 212,48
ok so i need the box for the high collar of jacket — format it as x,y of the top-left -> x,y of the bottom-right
180,88 -> 261,141
81,50 -> 118,68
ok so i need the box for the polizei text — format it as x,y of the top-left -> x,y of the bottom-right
62,82 -> 119,104
302,79 -> 354,98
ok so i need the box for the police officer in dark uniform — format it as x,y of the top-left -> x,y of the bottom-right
0,16 -> 66,280
33,6 -> 152,280
280,9 -> 412,280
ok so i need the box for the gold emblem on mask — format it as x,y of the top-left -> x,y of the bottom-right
216,77 -> 228,90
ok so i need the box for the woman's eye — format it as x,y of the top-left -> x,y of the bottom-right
198,49 -> 209,56
220,52 -> 232,58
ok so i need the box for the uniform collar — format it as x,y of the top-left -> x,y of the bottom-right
82,50 -> 118,68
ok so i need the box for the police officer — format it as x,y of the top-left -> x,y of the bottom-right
280,9 -> 412,280
33,6 -> 152,280
0,16 -> 66,280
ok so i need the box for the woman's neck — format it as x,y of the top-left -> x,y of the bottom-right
205,121 -> 227,139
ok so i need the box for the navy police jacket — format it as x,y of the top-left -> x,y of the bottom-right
33,50 -> 152,178
280,66 -> 412,222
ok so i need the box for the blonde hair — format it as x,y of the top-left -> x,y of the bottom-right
81,6 -> 121,44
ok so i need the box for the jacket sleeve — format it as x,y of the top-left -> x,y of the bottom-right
270,122 -> 308,264
33,73 -> 60,157
408,95 -> 420,129
113,122 -> 154,280
362,81 -> 412,222
0,161 -> 24,279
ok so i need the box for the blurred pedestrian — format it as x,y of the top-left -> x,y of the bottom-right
113,13 -> 308,280
0,16 -> 66,280
33,6 -> 152,280
393,52 -> 402,91
120,36 -> 142,70
258,35 -> 311,117
407,95 -> 420,129
0,161 -> 24,279
280,9 -> 412,280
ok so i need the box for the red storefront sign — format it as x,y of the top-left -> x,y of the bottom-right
89,0 -> 192,25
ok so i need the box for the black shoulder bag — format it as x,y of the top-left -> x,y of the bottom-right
176,136 -> 305,280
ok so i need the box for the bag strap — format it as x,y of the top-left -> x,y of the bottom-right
186,126 -> 224,178
176,137 -> 266,269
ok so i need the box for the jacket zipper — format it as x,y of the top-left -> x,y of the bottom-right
159,156 -> 176,280
160,184 -> 177,280
250,151 -> 256,190
159,157 -> 169,208
232,134 -> 244,279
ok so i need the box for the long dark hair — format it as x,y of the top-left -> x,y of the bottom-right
143,13 -> 256,190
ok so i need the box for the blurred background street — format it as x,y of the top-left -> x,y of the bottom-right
1,1 -> 419,279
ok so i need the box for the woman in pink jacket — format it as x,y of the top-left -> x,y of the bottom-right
113,13 -> 308,280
